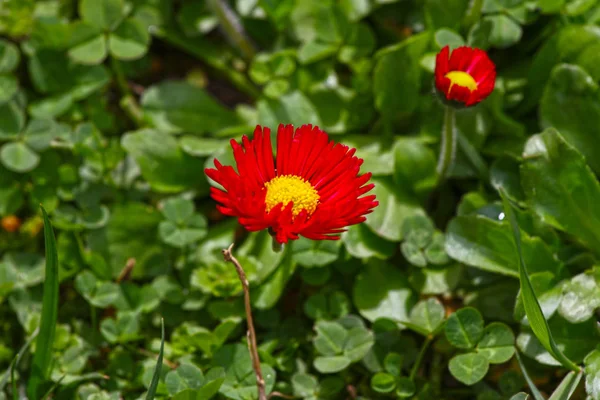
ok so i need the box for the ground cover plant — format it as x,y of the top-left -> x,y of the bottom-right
1,0 -> 600,399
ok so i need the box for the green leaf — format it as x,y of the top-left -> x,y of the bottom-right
146,318 -> 164,399
538,0 -> 565,13
522,25 -> 600,113
252,246 -> 296,309
484,15 -> 522,48
79,0 -> 124,31
343,223 -> 396,260
292,237 -> 340,267
27,207 -> 59,399
434,28 -> 465,49
180,137 -> 228,157
476,322 -> 515,364
540,64 -> 600,175
338,23 -> 376,63
161,197 -> 194,223
521,128 -> 600,255
344,326 -> 374,361
500,189 -> 580,372
510,394 -> 530,400
23,119 -> 66,151
0,40 -> 20,73
257,91 -> 322,128
353,260 -> 416,326
215,344 -> 276,399
425,0 -> 470,30
373,32 -> 431,117
0,100 -> 25,139
297,40 -> 338,64
68,34 -> 107,65
558,271 -> 600,324
166,364 -> 205,394
584,347 -> 600,400
409,298 -> 445,336
365,177 -> 425,242
292,373 -> 318,397
121,129 -> 209,193
445,215 -> 561,277
108,18 -> 150,60
141,81 -> 238,134
0,75 -> 18,104
195,368 -> 225,399
517,316 -> 598,367
448,353 -> 489,386
393,138 -> 437,199
314,321 -> 347,356
445,307 -> 484,350
548,370 -> 583,400
371,372 -> 396,393
396,377 -> 416,398
314,356 -> 351,374
0,142 -> 39,173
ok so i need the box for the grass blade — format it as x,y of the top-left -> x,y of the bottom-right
0,329 -> 38,398
146,318 -> 165,400
548,370 -> 583,400
41,374 -> 65,400
27,206 -> 60,399
515,352 -> 545,400
500,190 -> 580,372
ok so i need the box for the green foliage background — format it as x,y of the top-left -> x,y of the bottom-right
1,0 -> 600,399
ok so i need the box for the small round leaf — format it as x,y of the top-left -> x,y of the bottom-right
371,372 -> 396,393
448,353 -> 489,386
80,0 -> 124,30
68,34 -> 107,65
0,75 -> 18,104
445,307 -> 484,350
0,39 -> 20,73
476,322 -> 515,364
108,18 -> 150,60
396,377 -> 416,398
0,142 -> 40,173
314,356 -> 351,374
409,297 -> 445,335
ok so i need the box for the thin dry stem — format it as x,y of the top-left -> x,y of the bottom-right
116,258 -> 136,283
222,243 -> 267,400
269,392 -> 296,399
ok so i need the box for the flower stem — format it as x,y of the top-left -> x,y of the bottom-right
222,244 -> 267,400
409,336 -> 432,380
436,106 -> 457,181
272,237 -> 283,253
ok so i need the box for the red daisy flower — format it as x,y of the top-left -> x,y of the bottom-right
434,46 -> 496,107
205,124 -> 378,244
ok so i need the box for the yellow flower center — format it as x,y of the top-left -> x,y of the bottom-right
264,175 -> 319,217
445,71 -> 478,93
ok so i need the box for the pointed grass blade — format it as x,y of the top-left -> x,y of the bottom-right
548,370 -> 583,400
500,190 -> 580,372
515,352 -> 545,400
27,206 -> 60,399
146,318 -> 165,399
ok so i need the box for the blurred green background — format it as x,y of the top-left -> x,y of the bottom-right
1,0 -> 600,399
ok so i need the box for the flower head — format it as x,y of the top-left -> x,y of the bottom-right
205,124 -> 378,244
434,46 -> 496,107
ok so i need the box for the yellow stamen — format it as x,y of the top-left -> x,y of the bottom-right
445,71 -> 478,93
264,175 -> 319,217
